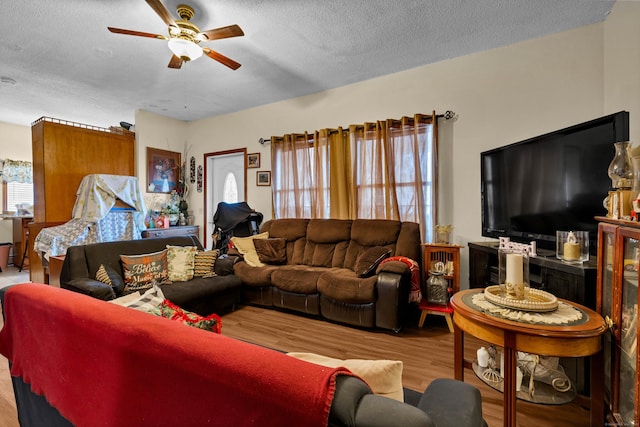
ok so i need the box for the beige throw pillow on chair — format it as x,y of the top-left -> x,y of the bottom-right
287,352 -> 404,402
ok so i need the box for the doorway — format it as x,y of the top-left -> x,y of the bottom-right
204,148 -> 247,249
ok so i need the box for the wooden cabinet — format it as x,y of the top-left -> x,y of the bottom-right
468,241 -> 598,396
418,244 -> 462,332
12,216 -> 32,269
596,217 -> 640,425
29,117 -> 135,283
141,225 -> 200,240
31,117 -> 135,224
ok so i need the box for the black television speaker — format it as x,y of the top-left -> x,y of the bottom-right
481,111 -> 629,254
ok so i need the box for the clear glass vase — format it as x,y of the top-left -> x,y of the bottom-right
608,141 -> 633,189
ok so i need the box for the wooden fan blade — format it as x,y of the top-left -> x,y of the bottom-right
199,24 -> 244,41
145,0 -> 177,28
202,47 -> 241,70
108,27 -> 167,40
168,55 -> 183,69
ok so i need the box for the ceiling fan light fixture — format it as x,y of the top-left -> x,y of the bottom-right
168,38 -> 202,61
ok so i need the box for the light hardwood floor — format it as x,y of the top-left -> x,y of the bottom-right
0,277 -> 593,426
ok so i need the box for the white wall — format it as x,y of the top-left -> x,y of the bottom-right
0,121 -> 32,252
604,0 -> 640,143
180,21 -> 607,287
134,109 -> 189,221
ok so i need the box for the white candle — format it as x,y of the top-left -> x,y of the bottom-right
506,253 -> 523,285
516,367 -> 524,392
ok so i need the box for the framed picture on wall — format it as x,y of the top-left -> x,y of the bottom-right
256,171 -> 271,186
247,152 -> 260,168
147,147 -> 181,193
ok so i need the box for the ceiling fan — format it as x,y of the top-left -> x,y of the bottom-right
108,0 -> 244,70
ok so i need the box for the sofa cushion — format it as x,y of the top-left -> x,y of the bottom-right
271,265 -> 329,294
303,220 -> 352,268
344,220 -> 401,270
254,238 -> 287,265
230,232 -> 269,267
233,262 -> 279,287
317,269 -> 377,303
263,219 -> 310,265
120,249 -> 169,293
354,248 -> 392,278
166,245 -> 197,282
149,299 -> 222,333
193,250 -> 219,278
287,352 -> 404,402
94,264 -> 125,294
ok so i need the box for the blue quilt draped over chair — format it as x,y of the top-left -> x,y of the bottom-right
34,174 -> 148,260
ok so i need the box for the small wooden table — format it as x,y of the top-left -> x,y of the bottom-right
450,289 -> 606,427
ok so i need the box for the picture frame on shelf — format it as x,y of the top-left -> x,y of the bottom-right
247,152 -> 260,168
147,147 -> 181,193
256,171 -> 271,186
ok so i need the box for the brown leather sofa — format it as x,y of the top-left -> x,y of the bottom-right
233,218 -> 422,331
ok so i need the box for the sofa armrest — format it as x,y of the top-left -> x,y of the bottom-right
354,394 -> 435,427
418,379 -> 486,427
215,255 -> 240,276
62,278 -> 116,301
376,260 -> 410,276
375,271 -> 409,331
330,375 -> 434,427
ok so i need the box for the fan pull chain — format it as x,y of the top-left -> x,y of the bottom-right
184,66 -> 188,110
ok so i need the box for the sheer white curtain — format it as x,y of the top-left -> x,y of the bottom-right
271,113 -> 438,241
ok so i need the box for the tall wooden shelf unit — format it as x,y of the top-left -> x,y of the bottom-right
596,217 -> 640,425
29,117 -> 135,283
418,244 -> 462,332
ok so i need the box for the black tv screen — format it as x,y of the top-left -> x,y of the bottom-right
481,111 -> 629,253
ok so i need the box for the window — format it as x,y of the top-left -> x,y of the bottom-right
222,172 -> 239,203
271,114 -> 437,241
3,181 -> 34,213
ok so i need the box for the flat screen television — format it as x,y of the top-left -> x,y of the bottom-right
481,111 -> 629,254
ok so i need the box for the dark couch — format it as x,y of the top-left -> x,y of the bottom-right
59,235 -> 242,315
0,284 -> 487,427
233,218 -> 422,331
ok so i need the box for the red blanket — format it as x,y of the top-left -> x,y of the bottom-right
0,284 -> 350,427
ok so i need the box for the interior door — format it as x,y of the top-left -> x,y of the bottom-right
204,149 -> 247,249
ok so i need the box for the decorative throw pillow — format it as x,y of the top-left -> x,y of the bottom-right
149,299 -> 222,333
95,264 -> 125,294
254,238 -> 287,265
354,247 -> 392,278
109,284 -> 166,312
230,231 -> 269,267
193,250 -> 219,278
166,245 -> 197,282
287,352 -> 404,402
120,249 -> 169,293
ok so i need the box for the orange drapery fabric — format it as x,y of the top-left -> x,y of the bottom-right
271,112 -> 437,241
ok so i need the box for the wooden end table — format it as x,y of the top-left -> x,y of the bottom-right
450,289 -> 606,427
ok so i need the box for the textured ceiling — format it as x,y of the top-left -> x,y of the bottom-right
0,0 -> 615,128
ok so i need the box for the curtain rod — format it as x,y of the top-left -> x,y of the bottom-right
258,110 -> 456,144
